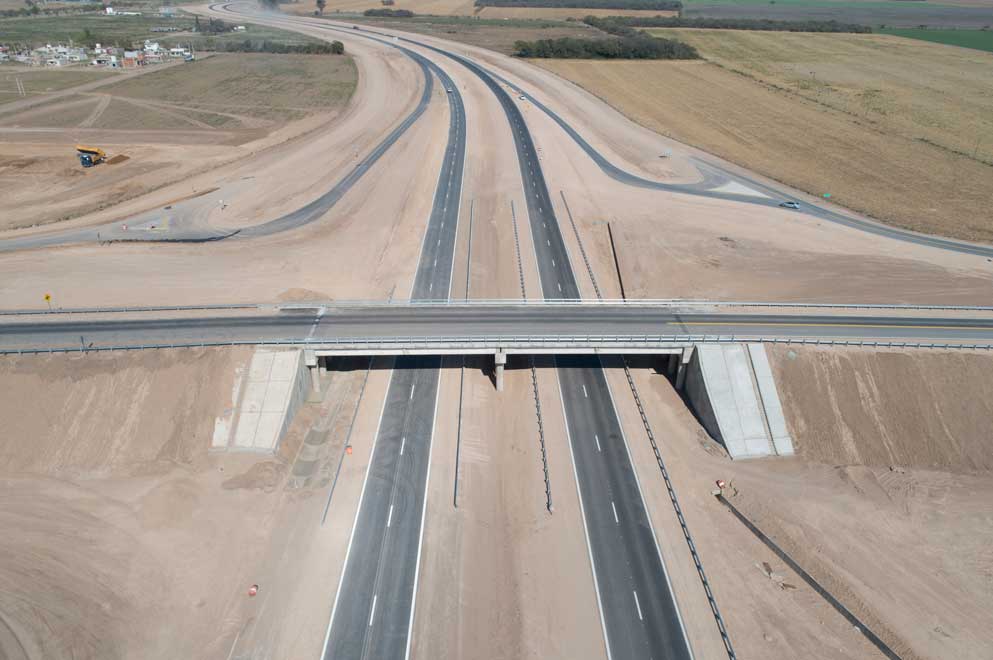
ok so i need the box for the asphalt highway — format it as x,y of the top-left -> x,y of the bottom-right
321,45 -> 465,660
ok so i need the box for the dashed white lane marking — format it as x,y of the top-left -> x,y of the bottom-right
547,239 -> 551,246
369,594 -> 378,627
437,239 -> 441,247
595,434 -> 601,452
583,384 -> 588,398
558,282 -> 563,292
400,436 -> 406,455
611,501 -> 619,524
434,258 -> 437,268
387,504 -> 394,528
633,591 -> 643,621
552,259 -> 556,267
410,384 -> 415,400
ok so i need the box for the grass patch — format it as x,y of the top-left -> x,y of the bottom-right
0,14 -> 194,47
0,68 -> 115,106
98,53 -> 357,121
536,29 -> 993,242
879,28 -> 993,53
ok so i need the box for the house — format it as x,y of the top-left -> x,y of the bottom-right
122,50 -> 145,68
168,46 -> 189,58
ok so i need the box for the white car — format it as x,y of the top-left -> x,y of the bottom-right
518,95 -> 526,101
779,201 -> 800,209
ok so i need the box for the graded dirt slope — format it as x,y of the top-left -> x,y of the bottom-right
767,346 -> 993,473
0,54 -> 356,231
536,31 -> 993,243
0,348 -> 379,660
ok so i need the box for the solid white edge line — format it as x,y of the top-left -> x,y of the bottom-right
556,369 -> 613,660
403,362 -> 443,660
320,358 -> 396,660
599,359 -> 696,660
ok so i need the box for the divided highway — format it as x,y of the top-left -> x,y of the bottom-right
321,48 -> 465,660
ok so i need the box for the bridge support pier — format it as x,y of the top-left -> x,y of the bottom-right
675,346 -> 694,391
494,350 -> 507,392
666,353 -> 679,377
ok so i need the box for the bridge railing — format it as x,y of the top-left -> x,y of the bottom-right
3,334 -> 992,355
3,298 -> 993,316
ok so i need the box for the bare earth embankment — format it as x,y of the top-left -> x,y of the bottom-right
536,31 -> 993,243
0,348 -> 371,660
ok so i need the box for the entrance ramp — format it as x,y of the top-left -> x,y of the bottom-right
685,343 -> 793,459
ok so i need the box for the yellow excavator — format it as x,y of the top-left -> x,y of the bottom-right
76,144 -> 106,168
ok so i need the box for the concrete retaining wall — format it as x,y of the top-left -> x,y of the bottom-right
685,343 -> 793,460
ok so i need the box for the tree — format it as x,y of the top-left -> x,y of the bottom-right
316,0 -> 326,12
330,40 -> 344,54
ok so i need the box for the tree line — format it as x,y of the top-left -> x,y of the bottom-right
514,33 -> 698,58
363,8 -> 415,17
584,15 -> 872,33
193,38 -> 345,54
479,0 -> 680,9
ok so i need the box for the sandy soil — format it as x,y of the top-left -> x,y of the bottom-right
769,346 -> 993,473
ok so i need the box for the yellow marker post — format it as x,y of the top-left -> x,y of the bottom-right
44,293 -> 51,311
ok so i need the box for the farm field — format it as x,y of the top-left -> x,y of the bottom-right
880,27 -> 993,52
537,30 -> 993,243
681,0 -> 993,28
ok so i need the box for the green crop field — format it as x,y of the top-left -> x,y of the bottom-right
880,28 -> 993,53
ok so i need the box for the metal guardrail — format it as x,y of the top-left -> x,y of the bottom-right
3,335 -> 992,356
4,299 -> 993,316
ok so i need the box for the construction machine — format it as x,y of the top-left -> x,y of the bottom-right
76,145 -> 107,168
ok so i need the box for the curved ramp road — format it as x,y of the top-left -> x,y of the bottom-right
313,17 -> 993,259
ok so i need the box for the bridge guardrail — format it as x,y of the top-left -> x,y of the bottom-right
3,334 -> 992,355
3,299 -> 993,316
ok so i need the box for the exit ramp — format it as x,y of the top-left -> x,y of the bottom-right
684,343 -> 793,459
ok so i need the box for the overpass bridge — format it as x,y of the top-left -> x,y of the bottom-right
4,300 -> 993,390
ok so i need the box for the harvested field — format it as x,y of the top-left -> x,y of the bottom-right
537,30 -> 993,243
